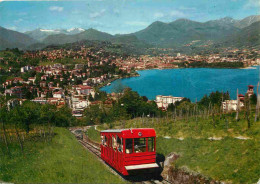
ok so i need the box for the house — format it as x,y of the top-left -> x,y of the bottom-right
5,86 -> 23,98
21,66 -> 33,73
155,95 -> 184,109
75,85 -> 94,96
41,75 -> 48,80
53,91 -> 64,98
28,77 -> 36,84
13,77 -> 24,84
40,81 -> 46,88
222,100 -> 244,111
31,97 -> 48,104
247,85 -> 254,97
72,109 -> 84,117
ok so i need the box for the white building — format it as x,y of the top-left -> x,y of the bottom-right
72,100 -> 90,110
71,95 -> 90,110
75,85 -> 95,97
222,100 -> 244,111
53,91 -> 64,98
155,95 -> 184,109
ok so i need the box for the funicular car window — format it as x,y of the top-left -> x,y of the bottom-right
134,138 -> 146,153
148,137 -> 154,152
112,136 -> 117,150
125,139 -> 133,154
102,135 -> 107,146
117,136 -> 122,152
109,136 -> 112,147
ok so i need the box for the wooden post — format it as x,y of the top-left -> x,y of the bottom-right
236,88 -> 240,121
255,82 -> 259,122
15,124 -> 24,153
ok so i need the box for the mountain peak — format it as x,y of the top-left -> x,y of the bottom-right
67,28 -> 85,32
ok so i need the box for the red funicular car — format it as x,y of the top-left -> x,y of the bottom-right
100,128 -> 158,176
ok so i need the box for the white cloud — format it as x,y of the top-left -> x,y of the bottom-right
154,10 -> 187,20
6,26 -> 17,31
89,9 -> 106,18
49,6 -> 63,12
179,6 -> 196,11
154,12 -> 164,19
14,18 -> 23,23
169,10 -> 186,18
244,0 -> 260,9
125,21 -> 149,27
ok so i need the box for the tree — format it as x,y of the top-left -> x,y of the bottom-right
10,106 -> 25,153
19,101 -> 40,133
0,105 -> 10,154
54,105 -> 74,127
84,105 -> 105,125
88,93 -> 94,101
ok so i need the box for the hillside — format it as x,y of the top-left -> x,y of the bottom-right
0,128 -> 123,183
221,21 -> 260,48
1,15 -> 259,51
25,28 -> 85,41
0,26 -> 36,50
95,112 -> 260,184
42,28 -> 113,45
133,18 -> 240,48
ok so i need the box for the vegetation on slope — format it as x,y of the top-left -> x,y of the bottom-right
87,126 -> 101,143
0,128 -> 123,183
99,110 -> 260,184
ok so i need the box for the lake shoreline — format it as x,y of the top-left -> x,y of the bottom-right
101,66 -> 260,102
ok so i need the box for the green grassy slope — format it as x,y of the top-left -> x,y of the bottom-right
0,128 -> 123,183
103,114 -> 260,184
87,126 -> 101,143
157,137 -> 259,183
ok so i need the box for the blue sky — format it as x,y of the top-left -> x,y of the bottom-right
0,0 -> 259,34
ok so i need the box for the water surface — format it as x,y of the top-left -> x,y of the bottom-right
102,66 -> 260,101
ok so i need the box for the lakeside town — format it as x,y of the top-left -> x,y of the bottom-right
1,44 -> 259,117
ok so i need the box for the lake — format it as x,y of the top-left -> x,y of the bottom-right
101,66 -> 260,102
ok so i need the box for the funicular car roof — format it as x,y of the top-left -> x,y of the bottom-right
101,128 -> 156,138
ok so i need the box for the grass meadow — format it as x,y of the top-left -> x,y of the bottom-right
0,127 -> 124,183
95,113 -> 260,184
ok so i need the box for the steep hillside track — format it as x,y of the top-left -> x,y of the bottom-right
70,128 -> 172,184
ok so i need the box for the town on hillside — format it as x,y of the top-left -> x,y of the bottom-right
0,43 -> 258,117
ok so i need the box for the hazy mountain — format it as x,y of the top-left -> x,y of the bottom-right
206,15 -> 260,29
0,26 -> 37,50
112,34 -> 149,47
25,28 -> 85,41
1,15 -> 259,50
237,15 -> 260,28
223,21 -> 260,47
132,15 -> 260,48
42,28 -> 113,45
133,18 -> 240,47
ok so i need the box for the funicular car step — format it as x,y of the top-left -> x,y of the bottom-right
125,163 -> 159,170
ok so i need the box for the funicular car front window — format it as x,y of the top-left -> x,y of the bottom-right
117,136 -> 122,152
148,137 -> 154,152
134,138 -> 146,153
125,139 -> 133,154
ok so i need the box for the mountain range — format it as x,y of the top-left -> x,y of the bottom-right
0,15 -> 259,51
0,26 -> 36,50
25,28 -> 85,41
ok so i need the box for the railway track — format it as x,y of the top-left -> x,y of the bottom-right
71,129 -> 172,184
